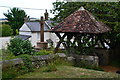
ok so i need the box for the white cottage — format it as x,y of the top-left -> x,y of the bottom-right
18,10 -> 64,48
18,20 -> 59,47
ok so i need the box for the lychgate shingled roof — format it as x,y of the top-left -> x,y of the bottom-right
51,7 -> 111,34
16,35 -> 31,40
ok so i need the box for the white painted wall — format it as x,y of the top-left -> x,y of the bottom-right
0,37 -> 11,49
19,23 -> 31,36
19,31 -> 32,36
31,32 -> 38,46
50,33 -> 59,47
19,23 -> 31,31
44,32 -> 51,41
30,32 -> 54,47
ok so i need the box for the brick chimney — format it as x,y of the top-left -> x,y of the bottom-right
44,9 -> 48,20
24,16 -> 30,22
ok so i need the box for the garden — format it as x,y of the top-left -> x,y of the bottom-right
1,37 -> 120,79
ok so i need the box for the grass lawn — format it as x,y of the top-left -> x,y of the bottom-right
16,65 -> 120,78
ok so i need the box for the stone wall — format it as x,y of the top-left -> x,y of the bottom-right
94,48 -> 109,66
1,53 -> 99,69
67,54 -> 99,68
0,53 -> 66,69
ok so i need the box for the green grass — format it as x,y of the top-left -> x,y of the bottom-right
16,65 -> 119,78
1,49 -> 18,61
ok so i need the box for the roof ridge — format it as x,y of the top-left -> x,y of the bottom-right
78,6 -> 85,11
85,10 -> 99,31
25,22 -> 32,31
86,10 -> 111,33
45,21 -> 51,29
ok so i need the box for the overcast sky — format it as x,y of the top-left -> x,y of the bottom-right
0,0 -> 56,19
0,0 -> 118,19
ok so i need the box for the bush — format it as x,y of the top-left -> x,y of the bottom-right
2,66 -> 18,79
35,49 -> 53,55
2,49 -> 18,61
2,54 -> 35,79
44,55 -> 72,72
19,54 -> 35,73
45,62 -> 57,72
0,24 -> 13,37
8,38 -> 34,56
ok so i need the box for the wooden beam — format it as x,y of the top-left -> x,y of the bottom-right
100,39 -> 106,48
54,33 -> 67,53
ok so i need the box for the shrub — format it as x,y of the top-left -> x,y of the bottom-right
2,54 -> 35,79
8,38 -> 34,56
45,62 -> 57,72
19,54 -> 35,73
2,66 -> 18,79
35,49 -> 53,55
2,49 -> 18,61
44,55 -> 72,72
0,24 -> 13,37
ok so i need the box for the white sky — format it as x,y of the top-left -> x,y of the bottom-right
0,0 -> 118,19
0,0 -> 56,19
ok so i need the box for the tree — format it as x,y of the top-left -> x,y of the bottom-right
0,24 -> 13,37
4,7 -> 27,35
51,2 -> 120,49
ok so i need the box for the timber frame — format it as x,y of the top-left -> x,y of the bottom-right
54,32 -> 110,53
51,7 -> 111,53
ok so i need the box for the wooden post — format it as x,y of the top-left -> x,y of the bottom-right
54,33 -> 67,53
40,16 -> 44,42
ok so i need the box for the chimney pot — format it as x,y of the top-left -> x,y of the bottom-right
44,9 -> 48,20
24,16 -> 30,22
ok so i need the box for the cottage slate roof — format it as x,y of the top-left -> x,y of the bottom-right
16,35 -> 31,40
51,7 -> 111,34
25,20 -> 54,32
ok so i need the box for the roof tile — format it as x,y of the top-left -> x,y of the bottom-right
51,7 -> 111,34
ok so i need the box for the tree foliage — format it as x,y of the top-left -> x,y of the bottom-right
51,2 -> 120,48
0,24 -> 13,37
4,8 -> 27,35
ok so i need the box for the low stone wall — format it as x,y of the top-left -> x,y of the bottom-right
68,54 -> 99,68
1,58 -> 23,68
0,53 -> 66,69
94,48 -> 109,66
1,53 -> 99,69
